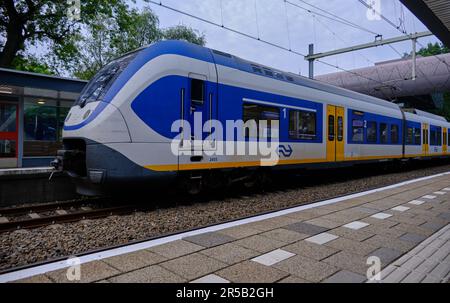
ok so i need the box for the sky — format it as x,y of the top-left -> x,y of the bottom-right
130,0 -> 441,77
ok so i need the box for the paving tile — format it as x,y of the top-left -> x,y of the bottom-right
246,216 -> 298,232
15,275 -> 53,283
399,255 -> 425,270
428,262 -> 450,279
422,195 -> 437,200
343,221 -> 370,230
422,274 -> 443,283
421,220 -> 447,232
218,226 -> 262,239
260,228 -> 309,244
160,253 -> 227,280
364,235 -> 415,254
305,233 -> 339,245
200,243 -> 259,265
369,247 -> 403,266
402,271 -> 427,283
399,233 -> 427,244
283,240 -> 340,261
275,255 -> 339,282
433,191 -> 446,195
183,232 -> 235,248
322,270 -> 366,283
47,261 -> 121,283
325,237 -> 378,256
363,225 -> 406,239
391,206 -> 410,212
108,265 -> 186,283
102,250 -> 167,273
191,274 -> 230,283
350,206 -> 379,215
330,227 -> 375,242
217,261 -> 289,283
371,213 -> 393,220
252,249 -> 296,266
381,267 -> 410,283
394,223 -> 435,237
414,259 -> 440,275
409,200 -> 426,206
234,235 -> 286,253
304,218 -> 342,229
148,240 -> 204,259
387,214 -> 427,226
278,275 -> 311,283
284,222 -> 329,236
322,251 -> 369,275
438,212 -> 450,221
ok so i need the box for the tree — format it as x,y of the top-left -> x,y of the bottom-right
11,55 -> 53,75
70,7 -> 206,80
163,25 -> 206,46
0,0 -> 130,68
417,42 -> 450,57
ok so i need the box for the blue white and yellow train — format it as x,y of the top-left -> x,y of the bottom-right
54,40 -> 450,195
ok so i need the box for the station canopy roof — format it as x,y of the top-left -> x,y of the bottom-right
401,0 -> 450,47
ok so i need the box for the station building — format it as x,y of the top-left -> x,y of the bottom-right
0,68 -> 87,168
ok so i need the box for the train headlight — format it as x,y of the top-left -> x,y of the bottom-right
89,170 -> 105,184
83,109 -> 92,120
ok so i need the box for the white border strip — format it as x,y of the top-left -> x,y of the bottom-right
1,171 -> 449,283
243,98 -> 317,113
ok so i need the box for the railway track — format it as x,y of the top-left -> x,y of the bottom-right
0,200 -> 139,233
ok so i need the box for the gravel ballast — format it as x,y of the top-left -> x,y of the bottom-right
1,162 -> 450,271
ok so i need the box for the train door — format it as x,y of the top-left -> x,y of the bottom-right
185,74 -> 217,156
444,128 -> 447,154
327,105 -> 345,162
422,123 -> 429,156
0,102 -> 18,168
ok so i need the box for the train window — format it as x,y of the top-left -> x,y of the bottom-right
275,72 -> 284,80
351,119 -> 364,142
406,127 -> 414,145
191,79 -> 204,105
367,121 -> 377,143
286,76 -> 294,82
252,66 -> 263,74
337,117 -> 343,142
448,132 -> 450,146
243,103 -> 279,139
328,115 -> 335,141
264,69 -> 274,77
414,128 -> 421,145
289,110 -> 316,140
390,124 -> 399,144
430,130 -> 437,146
380,123 -> 388,144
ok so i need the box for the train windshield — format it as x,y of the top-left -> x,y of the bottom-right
75,50 -> 140,107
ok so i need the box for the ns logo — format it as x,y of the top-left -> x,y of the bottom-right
279,145 -> 293,157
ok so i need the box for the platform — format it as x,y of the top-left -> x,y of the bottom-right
0,167 -> 53,177
0,167 -> 77,206
4,172 -> 450,283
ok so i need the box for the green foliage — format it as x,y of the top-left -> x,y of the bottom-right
417,42 -> 450,57
70,7 -> 206,80
1,1 -> 206,79
11,55 -> 53,75
162,25 -> 206,46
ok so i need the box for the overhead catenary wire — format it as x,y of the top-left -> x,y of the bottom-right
146,0 -> 405,88
285,0 -> 380,36
294,0 -> 382,37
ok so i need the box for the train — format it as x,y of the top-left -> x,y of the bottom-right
53,40 -> 450,195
